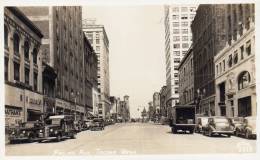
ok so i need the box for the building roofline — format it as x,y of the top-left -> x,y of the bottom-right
6,7 -> 44,38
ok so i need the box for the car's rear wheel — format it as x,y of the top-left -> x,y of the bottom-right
227,134 -> 231,137
56,135 -> 61,142
208,130 -> 212,137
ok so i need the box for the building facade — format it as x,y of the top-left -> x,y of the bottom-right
4,7 -> 44,127
191,4 -> 228,116
178,47 -> 194,105
153,92 -> 160,116
82,19 -> 111,119
214,4 -> 255,117
19,6 -> 86,119
117,96 -> 130,122
159,86 -> 167,118
164,5 -> 197,117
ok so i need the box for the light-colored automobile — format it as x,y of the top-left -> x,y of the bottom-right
203,116 -> 234,137
228,117 -> 244,135
235,116 -> 256,139
195,117 -> 209,133
82,119 -> 93,130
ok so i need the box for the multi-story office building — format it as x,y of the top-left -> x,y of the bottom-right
214,4 -> 255,117
19,7 -> 86,119
178,47 -> 194,105
191,5 -> 228,116
164,5 -> 197,117
82,19 -> 111,119
4,7 -> 43,127
159,86 -> 167,117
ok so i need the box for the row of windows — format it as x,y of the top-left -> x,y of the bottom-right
172,36 -> 191,41
216,40 -> 252,75
172,7 -> 196,13
173,43 -> 189,49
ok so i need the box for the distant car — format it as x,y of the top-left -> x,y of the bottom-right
235,116 -> 256,139
82,119 -> 92,130
131,118 -> 136,122
203,116 -> 233,137
195,117 -> 209,133
90,118 -> 105,131
228,117 -> 244,135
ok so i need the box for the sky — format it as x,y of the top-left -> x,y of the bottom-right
82,6 -> 166,118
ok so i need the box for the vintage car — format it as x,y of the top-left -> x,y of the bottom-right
235,116 -> 256,139
9,121 -> 43,144
203,116 -> 234,137
90,118 -> 105,131
37,115 -> 77,142
228,117 -> 244,134
82,119 -> 93,130
195,116 -> 209,133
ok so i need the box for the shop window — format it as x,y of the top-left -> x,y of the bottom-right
13,33 -> 20,55
14,62 -> 20,81
238,71 -> 251,90
24,41 -> 29,60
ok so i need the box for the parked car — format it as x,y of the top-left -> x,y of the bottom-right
82,119 -> 93,130
195,116 -> 209,133
228,117 -> 244,135
235,116 -> 256,139
37,115 -> 77,142
203,116 -> 233,137
90,118 -> 105,131
9,121 -> 43,144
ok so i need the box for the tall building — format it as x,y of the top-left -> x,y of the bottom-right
178,46 -> 194,105
82,19 -> 111,119
153,92 -> 160,114
214,4 -> 255,117
19,7 -> 86,119
4,7 -> 44,127
164,5 -> 197,116
159,86 -> 167,118
191,5 -> 228,116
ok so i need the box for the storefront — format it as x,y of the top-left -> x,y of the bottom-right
76,105 -> 85,121
5,84 -> 25,127
43,96 -> 56,117
55,98 -> 70,114
25,90 -> 43,122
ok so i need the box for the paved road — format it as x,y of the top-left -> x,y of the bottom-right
5,123 -> 256,155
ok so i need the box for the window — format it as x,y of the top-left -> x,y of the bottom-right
172,15 -> 179,20
96,46 -> 100,51
181,7 -> 188,12
182,36 -> 188,41
32,48 -> 38,64
5,58 -> 8,81
13,33 -> 20,55
173,51 -> 180,56
174,80 -> 179,85
25,68 -> 30,85
172,7 -> 179,12
34,72 -> 38,91
174,58 -> 181,63
182,50 -> 187,55
190,14 -> 195,20
182,29 -> 188,34
181,14 -> 188,19
4,25 -> 8,47
96,33 -> 100,39
174,73 -> 178,77
246,40 -> 251,55
228,55 -> 232,67
233,51 -> 238,64
174,65 -> 178,70
96,39 -> 100,44
174,87 -> 179,94
240,45 -> 244,60
173,43 -> 180,49
223,60 -> 225,72
182,43 -> 189,48
238,71 -> 251,90
14,62 -> 20,81
181,21 -> 188,27
173,36 -> 180,41
190,7 -> 196,12
216,65 -> 219,75
24,41 -> 29,60
173,29 -> 179,34
172,22 -> 179,27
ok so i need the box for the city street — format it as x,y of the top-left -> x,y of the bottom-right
5,123 -> 256,155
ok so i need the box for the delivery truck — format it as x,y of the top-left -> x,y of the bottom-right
169,105 -> 196,134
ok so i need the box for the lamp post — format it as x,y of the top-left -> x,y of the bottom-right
71,91 -> 79,120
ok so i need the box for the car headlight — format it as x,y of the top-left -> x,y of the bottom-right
23,131 -> 26,134
12,131 -> 15,135
54,130 -> 58,134
50,129 -> 53,132
39,130 -> 43,133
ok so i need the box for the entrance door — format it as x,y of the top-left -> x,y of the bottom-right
238,96 -> 252,117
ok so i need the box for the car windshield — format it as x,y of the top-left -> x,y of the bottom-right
49,119 -> 61,125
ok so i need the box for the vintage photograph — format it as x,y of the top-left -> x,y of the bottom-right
2,1 -> 257,157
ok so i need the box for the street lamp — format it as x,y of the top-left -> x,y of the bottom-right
71,91 -> 79,119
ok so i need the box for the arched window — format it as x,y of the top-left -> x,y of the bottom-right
32,48 -> 38,64
238,71 -> 251,90
13,33 -> 20,55
24,41 -> 29,60
4,25 -> 8,47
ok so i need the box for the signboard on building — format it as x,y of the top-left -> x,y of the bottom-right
55,98 -> 70,110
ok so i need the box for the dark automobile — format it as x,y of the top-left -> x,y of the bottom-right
235,116 -> 256,139
195,116 -> 209,133
82,119 -> 93,130
37,115 -> 77,142
90,118 -> 105,131
9,121 -> 43,144
203,116 -> 234,137
228,117 -> 244,135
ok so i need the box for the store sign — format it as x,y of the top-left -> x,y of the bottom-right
56,99 -> 70,109
76,105 -> 85,113
5,107 -> 22,116
29,98 -> 42,105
